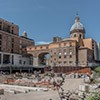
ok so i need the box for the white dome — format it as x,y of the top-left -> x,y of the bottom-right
70,22 -> 84,31
22,31 -> 27,38
70,16 -> 85,32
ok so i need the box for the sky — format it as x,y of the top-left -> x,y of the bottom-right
0,0 -> 100,44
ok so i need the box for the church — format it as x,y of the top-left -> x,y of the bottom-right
26,16 -> 100,70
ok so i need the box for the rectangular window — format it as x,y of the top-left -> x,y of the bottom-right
0,41 -> 2,45
12,27 -> 14,34
64,43 -> 66,46
54,52 -> 56,54
19,60 -> 22,64
59,56 -> 61,59
3,24 -> 10,33
0,54 -> 1,64
54,58 -> 56,61
64,55 -> 66,58
64,49 -> 66,52
12,43 -> 14,48
11,49 -> 14,53
0,47 -> 1,51
46,46 -> 48,49
20,45 -> 22,49
59,43 -> 61,47
0,25 -> 1,30
64,61 -> 67,63
69,61 -> 72,63
12,55 -> 14,64
40,46 -> 42,49
12,38 -> 14,42
23,61 -> 25,65
12,30 -> 14,34
59,61 -> 61,64
0,34 -> 2,39
69,55 -> 72,58
69,47 -> 72,51
69,42 -> 72,47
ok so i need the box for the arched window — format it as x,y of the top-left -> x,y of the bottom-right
74,34 -> 76,37
79,34 -> 82,38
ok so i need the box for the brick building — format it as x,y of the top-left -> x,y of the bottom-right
0,18 -> 34,72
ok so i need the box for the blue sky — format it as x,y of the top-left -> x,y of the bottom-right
0,0 -> 100,44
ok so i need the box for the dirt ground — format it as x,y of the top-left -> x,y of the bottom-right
0,78 -> 84,100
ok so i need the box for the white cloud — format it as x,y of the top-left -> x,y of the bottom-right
36,41 -> 51,45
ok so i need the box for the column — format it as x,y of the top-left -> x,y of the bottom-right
28,68 -> 30,73
10,55 -> 12,65
33,57 -> 39,66
1,53 -> 3,65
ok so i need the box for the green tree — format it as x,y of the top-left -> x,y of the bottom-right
86,92 -> 100,100
94,67 -> 100,76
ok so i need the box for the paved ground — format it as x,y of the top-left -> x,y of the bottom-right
0,78 -> 84,100
0,90 -> 60,100
63,78 -> 84,91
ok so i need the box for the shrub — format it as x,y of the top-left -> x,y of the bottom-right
86,92 -> 100,100
94,67 -> 100,76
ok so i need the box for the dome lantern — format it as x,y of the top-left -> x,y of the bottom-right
75,16 -> 80,22
70,16 -> 85,39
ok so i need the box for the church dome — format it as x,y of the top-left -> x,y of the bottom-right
22,31 -> 27,38
70,16 -> 85,34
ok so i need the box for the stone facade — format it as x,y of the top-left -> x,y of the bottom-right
0,18 -> 34,68
26,16 -> 100,67
0,16 -> 99,72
